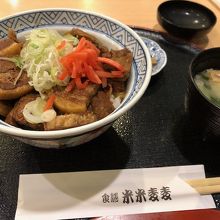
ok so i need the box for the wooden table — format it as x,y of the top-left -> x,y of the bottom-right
1,1 -> 220,219
0,0 -> 220,49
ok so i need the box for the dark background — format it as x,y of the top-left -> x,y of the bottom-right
0,28 -> 219,220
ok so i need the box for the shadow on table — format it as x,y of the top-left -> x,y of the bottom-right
18,127 -> 131,212
21,169 -> 124,212
153,23 -> 209,49
29,127 -> 131,173
172,113 -> 220,176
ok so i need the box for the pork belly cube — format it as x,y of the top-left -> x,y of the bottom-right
44,112 -> 97,130
53,84 -> 99,114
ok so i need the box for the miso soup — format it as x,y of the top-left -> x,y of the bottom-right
194,69 -> 220,107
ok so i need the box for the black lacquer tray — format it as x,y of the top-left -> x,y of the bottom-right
0,28 -> 219,220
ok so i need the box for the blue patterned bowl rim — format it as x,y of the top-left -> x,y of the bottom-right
0,9 -> 152,138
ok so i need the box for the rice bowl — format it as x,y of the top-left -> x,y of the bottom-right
0,9 -> 152,148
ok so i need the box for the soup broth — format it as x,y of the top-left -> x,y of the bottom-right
194,68 -> 220,107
